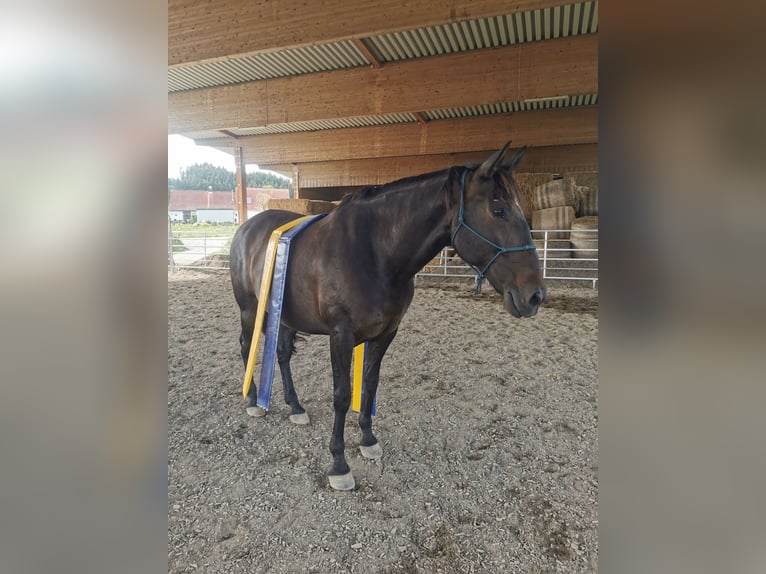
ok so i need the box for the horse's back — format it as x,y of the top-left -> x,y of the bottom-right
230,210 -> 304,307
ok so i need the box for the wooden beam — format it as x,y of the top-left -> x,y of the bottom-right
234,147 -> 247,224
194,107 -> 598,165
352,38 -> 382,68
170,0 -> 570,67
259,144 -> 598,187
298,187 -> 365,201
169,35 -> 597,134
413,112 -> 427,125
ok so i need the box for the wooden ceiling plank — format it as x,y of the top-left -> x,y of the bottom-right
170,0 -> 572,67
258,144 -> 598,187
193,107 -> 597,165
169,35 -> 597,134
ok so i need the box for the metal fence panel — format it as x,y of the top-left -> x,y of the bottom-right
168,227 -> 598,288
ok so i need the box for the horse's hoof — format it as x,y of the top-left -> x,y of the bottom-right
359,442 -> 383,460
328,471 -> 355,491
246,406 -> 267,417
289,412 -> 310,425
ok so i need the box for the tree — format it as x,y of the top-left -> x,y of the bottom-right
247,171 -> 293,191
175,163 -> 235,190
168,163 -> 293,192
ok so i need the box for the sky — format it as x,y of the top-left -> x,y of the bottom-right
168,134 -> 286,179
168,134 -> 234,178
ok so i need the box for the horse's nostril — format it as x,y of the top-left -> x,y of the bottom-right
528,288 -> 543,308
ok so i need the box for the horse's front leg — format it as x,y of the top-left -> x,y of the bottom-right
328,326 -> 355,490
358,329 -> 398,460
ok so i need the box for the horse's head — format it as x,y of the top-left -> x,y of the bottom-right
450,142 -> 546,318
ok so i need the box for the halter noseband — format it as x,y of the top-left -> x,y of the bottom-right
450,168 -> 536,294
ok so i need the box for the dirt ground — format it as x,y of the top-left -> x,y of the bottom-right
168,271 -> 598,573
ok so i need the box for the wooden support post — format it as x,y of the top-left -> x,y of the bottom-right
235,146 -> 247,225
292,166 -> 300,199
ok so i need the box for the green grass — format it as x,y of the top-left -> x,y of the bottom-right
170,222 -> 238,236
171,238 -> 187,252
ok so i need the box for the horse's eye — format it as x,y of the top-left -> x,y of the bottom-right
492,207 -> 505,218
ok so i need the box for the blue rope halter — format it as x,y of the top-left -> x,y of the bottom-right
450,169 -> 537,294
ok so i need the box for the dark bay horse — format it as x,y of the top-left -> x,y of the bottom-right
229,142 -> 546,490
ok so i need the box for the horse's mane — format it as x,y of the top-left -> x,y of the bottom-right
337,166 -> 457,207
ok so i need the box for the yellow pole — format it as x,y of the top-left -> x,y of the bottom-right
352,343 -> 365,412
242,216 -> 313,399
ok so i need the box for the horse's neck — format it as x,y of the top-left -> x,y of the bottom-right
370,177 -> 453,283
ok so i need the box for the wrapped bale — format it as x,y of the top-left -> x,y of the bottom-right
578,186 -> 599,216
533,178 -> 580,210
531,206 -> 576,239
267,198 -> 336,215
531,206 -> 575,260
570,216 -> 599,259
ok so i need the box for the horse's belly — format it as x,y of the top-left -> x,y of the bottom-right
280,304 -> 329,335
279,287 -> 408,342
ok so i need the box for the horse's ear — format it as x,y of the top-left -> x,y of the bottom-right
477,141 -> 512,178
503,145 -> 528,171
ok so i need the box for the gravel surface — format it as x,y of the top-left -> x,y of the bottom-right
168,271 -> 598,573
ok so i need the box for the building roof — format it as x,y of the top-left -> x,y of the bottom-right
168,187 -> 290,211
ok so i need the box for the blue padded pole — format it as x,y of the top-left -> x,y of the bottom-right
256,239 -> 289,410
256,214 -> 326,410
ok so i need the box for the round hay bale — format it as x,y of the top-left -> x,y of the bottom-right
514,173 -> 548,223
577,187 -> 599,216
531,206 -> 576,240
570,216 -> 598,259
533,178 -> 580,210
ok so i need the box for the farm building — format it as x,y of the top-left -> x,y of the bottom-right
168,187 -> 291,223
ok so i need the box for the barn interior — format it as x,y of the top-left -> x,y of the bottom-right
167,5 -> 600,571
169,0 -> 598,223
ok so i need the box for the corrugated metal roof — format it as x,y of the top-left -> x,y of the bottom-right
229,113 -> 417,136
168,40 -> 370,92
169,1 -> 598,92
570,93 -> 598,107
180,130 -> 232,140
355,1 -> 598,62
423,93 -> 598,120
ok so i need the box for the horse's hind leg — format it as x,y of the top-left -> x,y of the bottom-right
239,306 -> 266,417
358,329 -> 397,460
277,326 -> 309,425
327,326 -> 356,490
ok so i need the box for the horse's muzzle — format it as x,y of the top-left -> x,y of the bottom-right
505,285 -> 546,318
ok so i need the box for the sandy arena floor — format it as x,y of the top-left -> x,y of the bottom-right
168,271 -> 598,573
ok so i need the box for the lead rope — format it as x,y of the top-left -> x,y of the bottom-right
450,169 -> 537,294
